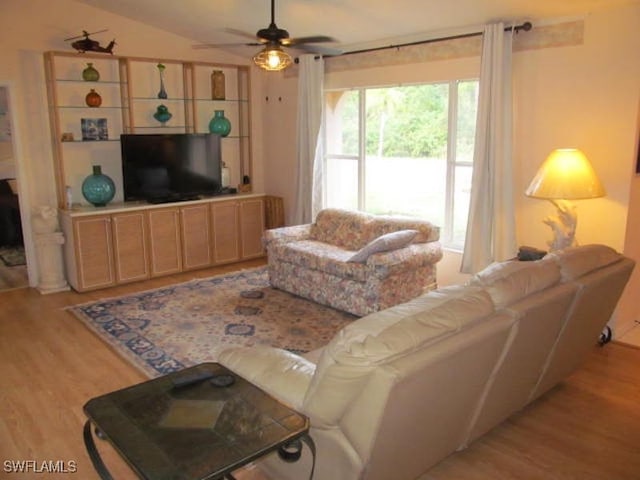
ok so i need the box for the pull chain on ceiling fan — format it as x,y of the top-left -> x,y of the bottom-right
194,0 -> 339,71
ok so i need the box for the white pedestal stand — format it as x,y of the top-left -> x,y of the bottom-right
34,231 -> 69,294
32,206 -> 70,294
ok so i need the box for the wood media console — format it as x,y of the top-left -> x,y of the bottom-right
60,194 -> 267,292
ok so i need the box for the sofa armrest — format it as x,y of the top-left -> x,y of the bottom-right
366,242 -> 443,278
218,346 -> 316,410
264,224 -> 313,249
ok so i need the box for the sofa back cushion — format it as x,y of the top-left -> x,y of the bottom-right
302,285 -> 495,426
310,208 -> 371,250
546,244 -> 621,281
468,258 -> 561,309
354,313 -> 513,480
367,215 -> 440,244
310,209 -> 441,251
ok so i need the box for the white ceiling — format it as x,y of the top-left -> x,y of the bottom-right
73,0 -> 638,54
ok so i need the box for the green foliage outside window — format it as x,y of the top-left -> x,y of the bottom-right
324,80 -> 479,249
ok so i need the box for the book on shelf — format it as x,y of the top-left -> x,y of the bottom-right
81,118 -> 108,141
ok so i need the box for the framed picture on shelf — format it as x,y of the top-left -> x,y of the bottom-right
81,118 -> 108,141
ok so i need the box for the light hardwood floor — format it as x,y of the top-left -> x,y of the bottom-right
1,261 -> 639,480
0,262 -> 28,290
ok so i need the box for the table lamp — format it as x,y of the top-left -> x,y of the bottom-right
525,148 -> 605,251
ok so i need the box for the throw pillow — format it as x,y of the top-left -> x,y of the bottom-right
348,229 -> 417,263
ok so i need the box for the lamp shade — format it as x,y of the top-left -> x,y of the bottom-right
525,148 -> 606,200
253,44 -> 292,71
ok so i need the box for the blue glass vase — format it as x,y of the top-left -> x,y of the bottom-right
82,165 -> 115,207
208,110 -> 231,137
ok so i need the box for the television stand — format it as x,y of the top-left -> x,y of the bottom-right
59,194 -> 268,292
147,194 -> 200,205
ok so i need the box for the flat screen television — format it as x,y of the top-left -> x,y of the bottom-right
120,133 -> 222,202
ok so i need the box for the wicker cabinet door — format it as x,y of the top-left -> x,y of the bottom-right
73,215 -> 116,290
239,198 -> 265,259
180,204 -> 212,270
147,208 -> 183,277
211,201 -> 240,264
112,211 -> 149,283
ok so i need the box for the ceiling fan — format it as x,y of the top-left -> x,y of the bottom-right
194,0 -> 341,71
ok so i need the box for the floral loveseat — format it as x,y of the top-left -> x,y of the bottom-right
264,208 -> 443,316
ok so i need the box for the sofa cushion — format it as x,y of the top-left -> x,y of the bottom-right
270,240 -> 369,282
263,224 -> 312,248
347,229 -> 418,263
469,258 -> 561,309
302,286 -> 495,425
328,285 -> 495,365
310,208 -> 371,250
547,244 -> 621,281
368,215 -> 440,244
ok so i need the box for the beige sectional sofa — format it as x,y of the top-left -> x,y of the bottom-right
219,244 -> 634,480
265,208 -> 443,316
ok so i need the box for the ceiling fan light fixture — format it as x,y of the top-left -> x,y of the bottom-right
253,45 -> 292,71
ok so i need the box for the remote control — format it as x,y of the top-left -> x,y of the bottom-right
210,374 -> 235,388
171,370 -> 216,389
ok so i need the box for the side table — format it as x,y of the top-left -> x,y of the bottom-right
83,363 -> 315,480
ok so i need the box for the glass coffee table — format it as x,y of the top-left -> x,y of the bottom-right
83,363 -> 314,480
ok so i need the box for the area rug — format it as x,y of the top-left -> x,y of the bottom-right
0,246 -> 26,267
68,267 -> 356,377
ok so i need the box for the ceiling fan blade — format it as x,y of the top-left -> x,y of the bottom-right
193,42 -> 261,49
285,35 -> 338,46
224,27 -> 263,42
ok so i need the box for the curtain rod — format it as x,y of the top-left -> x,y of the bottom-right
340,21 -> 532,57
295,21 -> 532,63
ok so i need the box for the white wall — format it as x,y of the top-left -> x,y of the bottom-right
262,4 -> 640,287
0,0 -> 266,286
617,102 -> 640,336
514,5 -> 640,253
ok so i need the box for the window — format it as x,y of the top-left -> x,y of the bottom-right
323,80 -> 479,250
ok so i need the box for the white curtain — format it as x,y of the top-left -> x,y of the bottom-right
292,55 -> 325,224
461,23 -> 517,273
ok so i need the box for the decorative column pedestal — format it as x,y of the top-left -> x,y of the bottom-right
32,206 -> 69,294
34,232 -> 69,294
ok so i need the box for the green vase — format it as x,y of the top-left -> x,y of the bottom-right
153,104 -> 172,124
82,63 -> 100,82
208,110 -> 231,137
82,165 -> 115,207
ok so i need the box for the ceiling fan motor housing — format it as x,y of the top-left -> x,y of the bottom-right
257,25 -> 290,43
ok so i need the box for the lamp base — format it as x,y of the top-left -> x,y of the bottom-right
543,199 -> 577,251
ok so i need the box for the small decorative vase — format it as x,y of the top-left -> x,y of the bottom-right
211,70 -> 226,100
208,110 -> 231,137
153,104 -> 172,124
82,63 -> 100,82
85,89 -> 102,107
82,165 -> 115,207
157,63 -> 168,99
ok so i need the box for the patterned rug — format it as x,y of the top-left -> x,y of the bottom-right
0,246 -> 26,267
68,267 -> 356,377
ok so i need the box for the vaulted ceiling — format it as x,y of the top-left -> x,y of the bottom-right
74,0 -> 638,55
